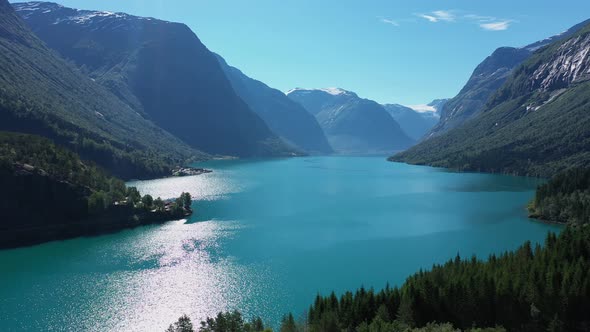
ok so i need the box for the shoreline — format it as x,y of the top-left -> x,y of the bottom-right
528,214 -> 567,226
386,158 -> 550,179
171,166 -> 212,177
0,204 -> 193,250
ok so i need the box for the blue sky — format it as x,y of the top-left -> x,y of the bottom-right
12,0 -> 590,105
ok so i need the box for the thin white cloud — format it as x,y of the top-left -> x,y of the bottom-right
418,14 -> 439,23
416,10 -> 455,23
379,17 -> 399,26
413,10 -> 514,31
464,14 -> 514,31
432,10 -> 455,22
479,20 -> 512,31
464,14 -> 495,22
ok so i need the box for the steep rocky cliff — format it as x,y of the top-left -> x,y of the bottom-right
391,23 -> 590,177
427,19 -> 590,138
14,1 -> 295,157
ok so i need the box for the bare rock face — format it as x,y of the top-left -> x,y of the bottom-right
427,20 -> 590,139
529,34 -> 590,92
391,22 -> 590,178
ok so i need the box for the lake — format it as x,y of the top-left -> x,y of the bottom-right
0,156 -> 562,331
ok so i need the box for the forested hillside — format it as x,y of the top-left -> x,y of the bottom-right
14,2 -> 296,158
427,18 -> 590,139
427,47 -> 531,138
299,226 -> 590,331
0,0 -> 202,179
529,168 -> 590,224
0,131 -> 192,248
391,22 -> 590,177
168,226 -> 590,331
167,167 -> 590,331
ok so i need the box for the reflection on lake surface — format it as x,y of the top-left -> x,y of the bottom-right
0,156 -> 561,331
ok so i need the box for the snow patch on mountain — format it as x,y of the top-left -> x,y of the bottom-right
286,87 -> 353,96
14,2 -> 59,19
407,104 -> 437,113
13,2 -> 158,28
66,10 -> 126,25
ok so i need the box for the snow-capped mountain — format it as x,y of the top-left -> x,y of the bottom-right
216,56 -> 333,154
287,88 -> 414,154
383,99 -> 447,141
286,87 -> 356,97
15,2 -> 156,27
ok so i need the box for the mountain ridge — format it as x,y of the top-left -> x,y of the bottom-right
14,1 -> 296,158
383,103 -> 439,141
0,0 -> 205,179
391,20 -> 590,177
288,88 -> 414,154
215,55 -> 333,154
427,18 -> 590,139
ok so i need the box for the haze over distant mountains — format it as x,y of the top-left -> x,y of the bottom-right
13,1 -> 296,158
287,88 -> 414,154
215,54 -> 333,154
9,0 -> 434,163
383,100 -> 447,141
6,0 -> 590,180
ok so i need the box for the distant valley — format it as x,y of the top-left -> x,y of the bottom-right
215,54 -> 333,154
287,88 -> 415,154
383,100 -> 446,141
1,0 -> 590,331
11,1 -> 451,161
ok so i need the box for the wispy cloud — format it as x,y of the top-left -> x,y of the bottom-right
379,17 -> 399,27
479,20 -> 512,31
464,14 -> 514,31
381,10 -> 514,31
464,14 -> 492,22
417,14 -> 438,23
416,10 -> 456,23
432,10 -> 455,22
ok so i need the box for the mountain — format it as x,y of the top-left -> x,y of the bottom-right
391,21 -> 590,177
426,99 -> 449,115
215,54 -> 332,154
428,47 -> 532,138
14,1 -> 295,158
427,19 -> 590,139
383,99 -> 447,141
0,0 -> 203,179
382,104 -> 438,141
287,88 -> 414,154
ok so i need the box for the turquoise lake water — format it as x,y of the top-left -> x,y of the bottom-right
0,156 -> 562,331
